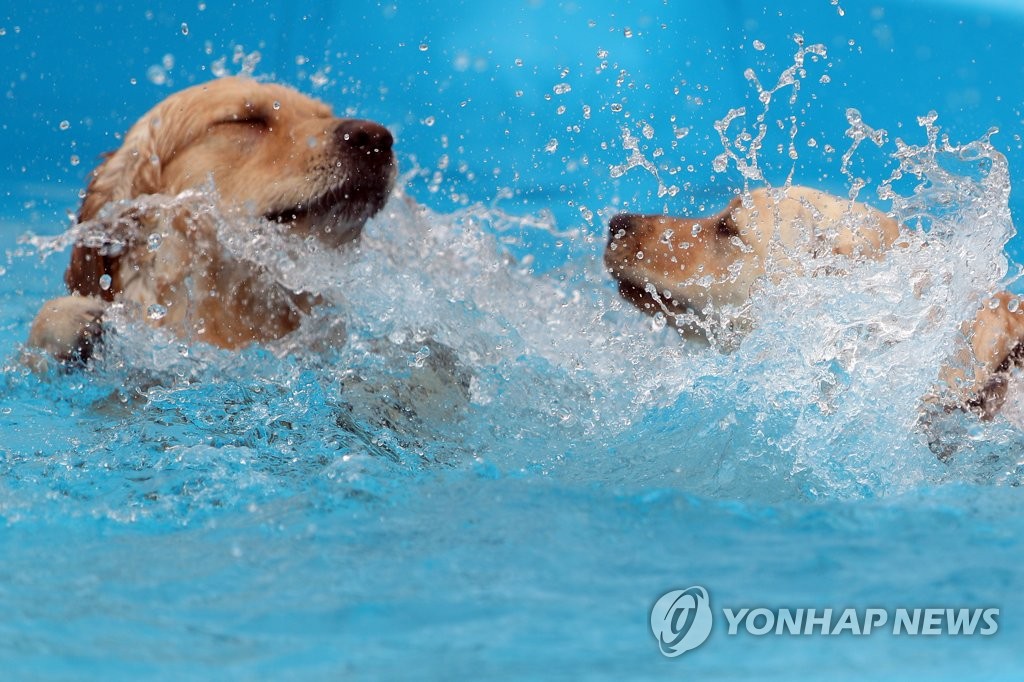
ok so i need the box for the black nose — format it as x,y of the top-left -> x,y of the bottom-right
335,119 -> 394,152
608,213 -> 637,244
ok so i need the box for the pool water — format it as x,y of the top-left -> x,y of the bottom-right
3,1 -> 1024,679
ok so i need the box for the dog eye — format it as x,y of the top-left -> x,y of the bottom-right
215,116 -> 270,130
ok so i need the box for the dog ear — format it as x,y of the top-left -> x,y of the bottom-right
66,106 -> 174,299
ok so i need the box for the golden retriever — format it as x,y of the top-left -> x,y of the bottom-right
25,77 -> 396,367
604,186 -> 1024,419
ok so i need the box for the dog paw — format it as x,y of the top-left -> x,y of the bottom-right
24,295 -> 108,372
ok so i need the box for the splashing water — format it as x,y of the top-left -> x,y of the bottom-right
6,41 -> 1024,529
8,107 -> 1024,527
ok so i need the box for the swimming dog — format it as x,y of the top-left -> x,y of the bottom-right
26,77 -> 396,368
604,186 -> 1024,419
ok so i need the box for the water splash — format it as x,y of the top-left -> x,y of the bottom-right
6,41 -> 1024,526
713,35 -> 829,189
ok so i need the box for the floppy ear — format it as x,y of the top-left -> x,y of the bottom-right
66,110 -> 169,299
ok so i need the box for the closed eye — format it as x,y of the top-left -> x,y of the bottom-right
214,115 -> 270,130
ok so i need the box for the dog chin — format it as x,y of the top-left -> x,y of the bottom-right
292,203 -> 377,248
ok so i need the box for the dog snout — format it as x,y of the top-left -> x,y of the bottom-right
335,119 -> 394,153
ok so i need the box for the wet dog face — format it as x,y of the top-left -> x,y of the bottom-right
605,187 -> 902,326
68,77 -> 396,298
604,196 -> 758,320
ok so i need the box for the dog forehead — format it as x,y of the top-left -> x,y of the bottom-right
160,77 -> 333,124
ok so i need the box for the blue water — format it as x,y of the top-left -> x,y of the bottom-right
3,2 -> 1024,680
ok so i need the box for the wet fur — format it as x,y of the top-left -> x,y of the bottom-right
26,77 -> 396,367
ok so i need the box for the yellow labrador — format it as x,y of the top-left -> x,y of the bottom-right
604,186 -> 1024,418
26,76 -> 396,367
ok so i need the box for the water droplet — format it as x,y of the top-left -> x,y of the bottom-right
180,22 -> 189,35
712,154 -> 729,173
545,139 -> 559,153
819,74 -> 831,84
70,155 -> 80,166
1010,298 -> 1021,313
147,304 -> 167,321
59,120 -> 70,131
273,100 -> 281,110
753,40 -> 766,51
623,27 -> 633,38
422,115 -> 435,126
610,103 -> 623,113
418,43 -> 429,52
148,233 -> 163,251
147,65 -> 167,85
99,274 -> 112,291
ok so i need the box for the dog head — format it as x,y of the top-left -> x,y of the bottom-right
67,77 -> 396,299
604,187 -> 901,325
605,196 -> 756,321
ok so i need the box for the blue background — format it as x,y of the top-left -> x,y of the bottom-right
4,0 -> 1024,259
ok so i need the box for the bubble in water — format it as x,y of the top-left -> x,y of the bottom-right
419,43 -> 429,52
180,22 -> 189,35
59,120 -> 70,131
712,153 -> 729,173
273,100 -> 281,110
553,83 -> 571,95
610,103 -> 623,113
70,155 -> 80,166
147,304 -> 167,321
422,115 -> 435,127
545,139 -> 559,153
99,274 -> 112,291
147,65 -> 167,85
753,40 -> 766,51
148,233 -> 163,252
623,27 -> 634,38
